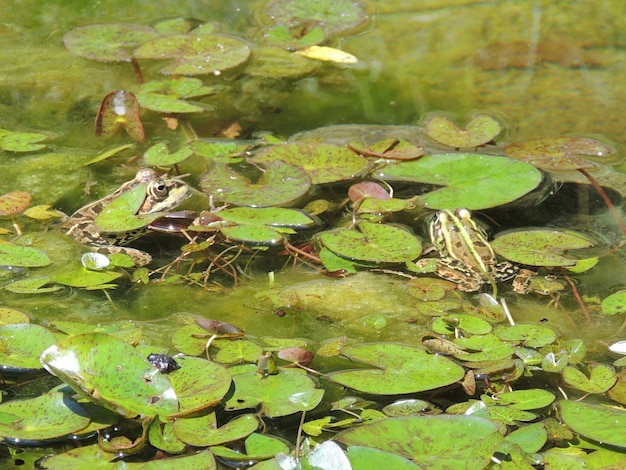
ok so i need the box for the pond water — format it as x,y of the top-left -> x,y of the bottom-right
0,0 -> 625,468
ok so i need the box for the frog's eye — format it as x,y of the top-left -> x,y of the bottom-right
148,179 -> 169,199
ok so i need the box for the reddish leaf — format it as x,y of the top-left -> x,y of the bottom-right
95,90 -> 145,142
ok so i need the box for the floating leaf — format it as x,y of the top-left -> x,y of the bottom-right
495,389 -> 556,410
432,315 -> 493,336
94,182 -> 161,233
0,307 -> 30,325
347,446 -> 422,470
425,114 -> 501,148
63,23 -> 160,62
320,221 -> 421,263
262,0 -> 369,37
336,415 -> 502,468
133,34 -> 251,75
0,244 -> 50,267
504,136 -> 611,170
40,333 -> 179,418
328,343 -> 465,394
0,324 -> 57,371
0,388 -> 90,441
224,370 -> 324,417
137,77 -> 217,113
83,143 -> 135,166
245,47 -> 318,79
95,90 -> 145,142
503,422 -> 548,454
558,400 -> 626,448
261,24 -> 325,49
4,276 -> 61,294
143,143 -> 193,166
200,161 -> 311,207
348,182 -> 390,202
562,364 -> 617,393
0,191 -> 31,216
24,205 -> 64,220
496,324 -> 557,348
491,229 -> 595,266
174,412 -> 259,447
0,131 -> 49,152
295,46 -> 358,64
601,290 -> 626,315
375,153 -> 542,210
252,143 -> 370,184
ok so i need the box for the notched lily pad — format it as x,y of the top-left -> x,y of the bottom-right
63,23 -> 160,62
504,136 -> 613,170
40,333 -> 179,418
558,400 -> 626,448
0,131 -> 49,152
0,244 -> 50,267
0,191 -> 31,216
491,229 -> 595,266
425,114 -> 501,148
320,221 -> 421,263
0,324 -> 58,371
328,343 -> 465,394
252,143 -> 370,184
336,415 -> 502,468
375,153 -> 542,210
133,34 -> 251,75
200,161 -> 311,207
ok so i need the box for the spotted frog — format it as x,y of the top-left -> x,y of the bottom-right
415,208 -> 534,294
65,168 -> 190,266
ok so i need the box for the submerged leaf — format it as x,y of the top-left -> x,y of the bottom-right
425,114 -> 501,148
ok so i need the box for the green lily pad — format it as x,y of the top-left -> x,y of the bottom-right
487,405 -> 537,424
495,324 -> 557,348
601,290 -> 626,315
214,340 -> 263,364
137,77 -> 218,113
491,229 -> 595,266
0,131 -> 49,152
171,324 -> 208,356
0,244 -> 50,267
211,432 -> 291,461
425,114 -> 501,148
224,370 -> 324,417
495,389 -> 556,410
347,446 -> 422,470
336,415 -> 502,468
133,34 -> 251,75
431,314 -> 493,336
174,412 -> 259,447
168,356 -> 231,416
39,444 -> 216,469
245,47 -> 318,79
562,364 -> 617,393
557,400 -> 626,448
148,418 -> 186,454
40,333 -> 179,418
143,143 -> 193,166
63,24 -> 160,62
192,140 -> 252,163
0,388 -> 89,441
200,161 -> 311,207
320,221 -> 421,263
328,343 -> 465,394
0,190 -> 31,216
0,307 -> 30,325
252,143 -> 370,184
3,276 -> 61,294
221,224 -> 286,245
220,207 -> 317,228
0,324 -> 57,371
504,136 -> 610,171
94,182 -> 163,232
503,422 -> 547,454
261,0 -> 369,37
375,153 -> 542,210
52,266 -> 122,288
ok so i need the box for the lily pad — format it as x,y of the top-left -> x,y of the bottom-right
94,182 -> 163,233
0,244 -> 50,267
495,324 -> 557,348
252,143 -> 370,184
320,221 -> 421,263
174,412 -> 259,447
601,290 -> 626,315
495,389 -> 556,410
95,90 -> 145,142
168,356 -> 232,416
211,432 -> 291,461
40,333 -> 179,418
0,191 -> 31,216
133,34 -> 251,75
425,114 -> 501,148
224,370 -> 324,417
52,266 -> 122,288
557,400 -> 626,448
245,47 -> 318,79
143,143 -> 193,166
0,388 -> 89,441
504,136 -> 611,171
491,229 -> 595,266
375,153 -> 543,210
328,343 -> 465,394
0,131 -> 49,152
261,0 -> 369,37
137,77 -> 217,113
63,23 -> 160,62
336,415 -> 502,468
200,161 -> 311,207
562,364 -> 617,393
0,324 -> 58,371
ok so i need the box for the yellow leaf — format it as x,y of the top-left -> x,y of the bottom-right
295,46 -> 358,64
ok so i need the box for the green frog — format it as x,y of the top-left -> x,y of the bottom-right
415,208 -> 534,295
65,168 -> 190,266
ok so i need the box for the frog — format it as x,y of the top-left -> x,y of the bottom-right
64,168 -> 190,266
415,208 -> 535,295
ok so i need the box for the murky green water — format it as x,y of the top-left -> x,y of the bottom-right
0,0 -> 625,467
